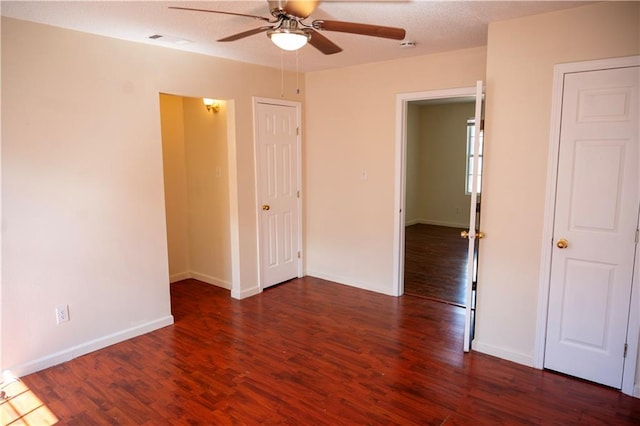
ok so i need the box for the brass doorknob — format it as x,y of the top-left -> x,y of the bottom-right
461,230 -> 485,239
556,238 -> 568,249
262,204 -> 270,211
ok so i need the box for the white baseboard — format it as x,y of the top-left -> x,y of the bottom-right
170,271 -> 191,283
633,385 -> 640,398
472,340 -> 535,367
405,219 -> 468,229
305,271 -> 395,296
170,271 -> 231,290
189,272 -> 231,290
7,315 -> 174,378
231,285 -> 261,300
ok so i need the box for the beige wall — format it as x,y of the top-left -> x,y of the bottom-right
404,104 -> 421,223
160,94 -> 190,278
304,46 -> 487,294
1,17 -> 301,374
160,95 -> 231,287
183,97 -> 231,287
405,102 -> 474,228
475,1 -> 640,367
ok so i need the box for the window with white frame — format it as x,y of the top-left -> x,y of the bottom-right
466,119 -> 483,194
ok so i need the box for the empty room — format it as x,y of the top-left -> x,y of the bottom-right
2,1 -> 640,424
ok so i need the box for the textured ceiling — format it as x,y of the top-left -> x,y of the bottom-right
1,1 -> 593,72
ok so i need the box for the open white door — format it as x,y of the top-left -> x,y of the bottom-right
462,81 -> 484,352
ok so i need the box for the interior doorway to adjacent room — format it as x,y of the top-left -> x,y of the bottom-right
158,94 -> 233,293
403,99 -> 477,307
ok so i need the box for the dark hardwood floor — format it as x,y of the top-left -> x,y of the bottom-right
5,277 -> 640,424
404,224 -> 468,305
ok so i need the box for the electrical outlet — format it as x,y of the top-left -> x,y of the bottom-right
55,304 -> 69,324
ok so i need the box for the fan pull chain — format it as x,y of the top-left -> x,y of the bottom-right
296,50 -> 300,95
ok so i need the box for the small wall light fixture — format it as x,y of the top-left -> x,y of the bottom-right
203,98 -> 220,113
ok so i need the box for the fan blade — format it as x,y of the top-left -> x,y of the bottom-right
169,6 -> 271,22
218,26 -> 274,42
308,30 -> 342,55
313,20 -> 406,40
282,0 -> 319,19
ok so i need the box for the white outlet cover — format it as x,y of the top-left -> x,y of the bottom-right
56,304 -> 69,324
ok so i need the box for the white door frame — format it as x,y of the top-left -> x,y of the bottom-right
393,85 -> 480,298
534,55 -> 640,397
252,97 -> 303,290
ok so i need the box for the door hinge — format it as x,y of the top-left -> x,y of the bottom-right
297,251 -> 301,259
635,229 -> 639,244
296,127 -> 300,136
624,343 -> 628,358
297,190 -> 300,198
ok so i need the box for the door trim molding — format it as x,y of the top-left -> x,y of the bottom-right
252,97 -> 303,291
393,86 -> 479,297
535,55 -> 640,396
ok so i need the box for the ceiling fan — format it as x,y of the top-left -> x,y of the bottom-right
169,0 -> 406,54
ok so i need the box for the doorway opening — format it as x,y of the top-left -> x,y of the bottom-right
394,83 -> 484,352
403,99 -> 476,307
158,93 -> 233,296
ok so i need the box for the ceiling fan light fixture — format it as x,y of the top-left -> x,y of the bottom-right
268,29 -> 310,51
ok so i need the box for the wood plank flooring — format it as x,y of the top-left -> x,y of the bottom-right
6,277 -> 640,424
404,224 -> 468,305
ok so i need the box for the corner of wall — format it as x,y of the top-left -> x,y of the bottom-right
472,339 -> 535,368
231,285 -> 261,300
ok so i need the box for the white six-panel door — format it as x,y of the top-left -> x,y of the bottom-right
544,66 -> 639,388
254,100 -> 301,289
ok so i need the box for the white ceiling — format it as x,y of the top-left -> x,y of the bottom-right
1,0 -> 593,72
